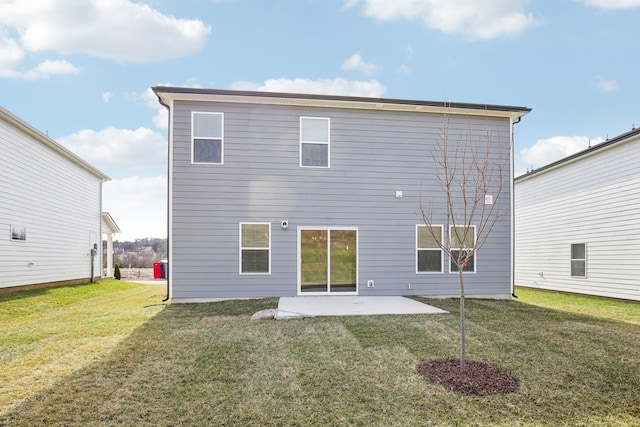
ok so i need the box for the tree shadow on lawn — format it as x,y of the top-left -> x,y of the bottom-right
2,297 -> 639,426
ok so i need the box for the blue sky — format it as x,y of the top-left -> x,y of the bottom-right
1,0 -> 639,240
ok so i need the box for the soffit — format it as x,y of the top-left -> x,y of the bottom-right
153,87 -> 530,121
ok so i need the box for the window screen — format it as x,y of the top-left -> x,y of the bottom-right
240,223 -> 270,274
192,112 -> 223,164
300,117 -> 329,167
417,225 -> 442,273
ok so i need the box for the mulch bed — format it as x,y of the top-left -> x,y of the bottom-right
418,358 -> 520,397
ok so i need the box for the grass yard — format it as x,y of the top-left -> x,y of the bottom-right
1,282 -> 639,426
514,286 -> 640,325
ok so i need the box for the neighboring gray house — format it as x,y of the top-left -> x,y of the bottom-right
0,106 -> 109,292
153,87 -> 530,301
515,127 -> 640,301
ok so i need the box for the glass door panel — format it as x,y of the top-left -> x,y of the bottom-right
329,230 -> 357,293
300,229 -> 328,292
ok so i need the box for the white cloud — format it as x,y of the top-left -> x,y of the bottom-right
137,87 -> 170,131
346,0 -> 543,40
1,30 -> 80,79
22,59 -> 80,80
57,127 -> 167,173
102,92 -> 113,103
103,176 -> 167,240
342,53 -> 378,75
594,76 -> 619,93
577,0 -> 640,9
0,31 -> 24,76
405,44 -> 414,57
229,78 -> 387,97
0,0 -> 210,68
520,135 -> 605,168
396,63 -> 411,75
153,109 -> 169,132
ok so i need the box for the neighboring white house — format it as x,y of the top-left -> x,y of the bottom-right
0,106 -> 110,292
102,212 -> 121,278
515,127 -> 640,301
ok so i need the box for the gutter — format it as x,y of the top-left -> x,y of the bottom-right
511,116 -> 522,299
155,93 -> 171,303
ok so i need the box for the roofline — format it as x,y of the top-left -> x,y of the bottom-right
515,126 -> 640,183
152,86 -> 531,120
102,212 -> 121,233
0,106 -> 110,182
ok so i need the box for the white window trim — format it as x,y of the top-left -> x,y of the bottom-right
449,225 -> 477,274
239,222 -> 271,275
191,111 -> 224,165
570,243 -> 587,278
10,224 -> 27,242
416,224 -> 443,274
300,116 -> 330,168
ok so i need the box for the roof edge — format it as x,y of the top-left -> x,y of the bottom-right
0,106 -> 110,182
152,86 -> 531,119
515,126 -> 640,182
102,212 -> 121,233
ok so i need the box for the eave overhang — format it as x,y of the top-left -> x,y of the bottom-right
102,212 -> 121,234
152,86 -> 531,121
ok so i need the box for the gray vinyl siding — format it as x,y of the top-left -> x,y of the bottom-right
170,101 -> 513,299
0,115 -> 103,288
515,134 -> 640,301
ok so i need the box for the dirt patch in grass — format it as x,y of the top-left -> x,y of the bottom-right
419,358 -> 520,397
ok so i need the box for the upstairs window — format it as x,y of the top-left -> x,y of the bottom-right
240,223 -> 271,274
300,117 -> 330,168
416,225 -> 443,273
449,225 -> 476,273
571,243 -> 587,278
192,112 -> 223,164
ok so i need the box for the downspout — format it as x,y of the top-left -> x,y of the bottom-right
511,116 -> 521,298
90,245 -> 96,283
162,184 -> 170,302
157,95 -> 171,303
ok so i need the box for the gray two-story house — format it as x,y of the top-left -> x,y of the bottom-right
153,87 -> 529,301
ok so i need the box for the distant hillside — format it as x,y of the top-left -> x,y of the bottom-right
104,238 -> 167,268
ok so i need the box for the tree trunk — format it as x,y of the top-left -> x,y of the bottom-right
459,267 -> 466,372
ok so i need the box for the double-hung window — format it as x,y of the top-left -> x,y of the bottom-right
416,225 -> 443,273
300,117 -> 330,167
449,225 -> 476,273
570,243 -> 586,278
240,223 -> 270,274
192,112 -> 223,164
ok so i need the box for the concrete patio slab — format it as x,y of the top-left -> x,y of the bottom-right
276,296 -> 448,319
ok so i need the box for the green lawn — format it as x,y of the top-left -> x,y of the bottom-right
1,282 -> 639,426
514,286 -> 640,325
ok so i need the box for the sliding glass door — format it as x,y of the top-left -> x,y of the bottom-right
299,228 -> 357,294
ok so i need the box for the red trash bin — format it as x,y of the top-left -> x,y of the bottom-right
153,262 -> 161,279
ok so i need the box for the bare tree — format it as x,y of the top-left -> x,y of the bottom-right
420,113 -> 509,372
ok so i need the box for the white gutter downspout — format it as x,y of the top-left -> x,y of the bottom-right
510,116 -> 521,298
163,99 -> 174,301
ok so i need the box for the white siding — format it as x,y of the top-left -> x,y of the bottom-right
0,114 -> 104,288
515,134 -> 640,301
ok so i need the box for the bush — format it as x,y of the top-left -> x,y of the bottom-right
114,264 -> 121,280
